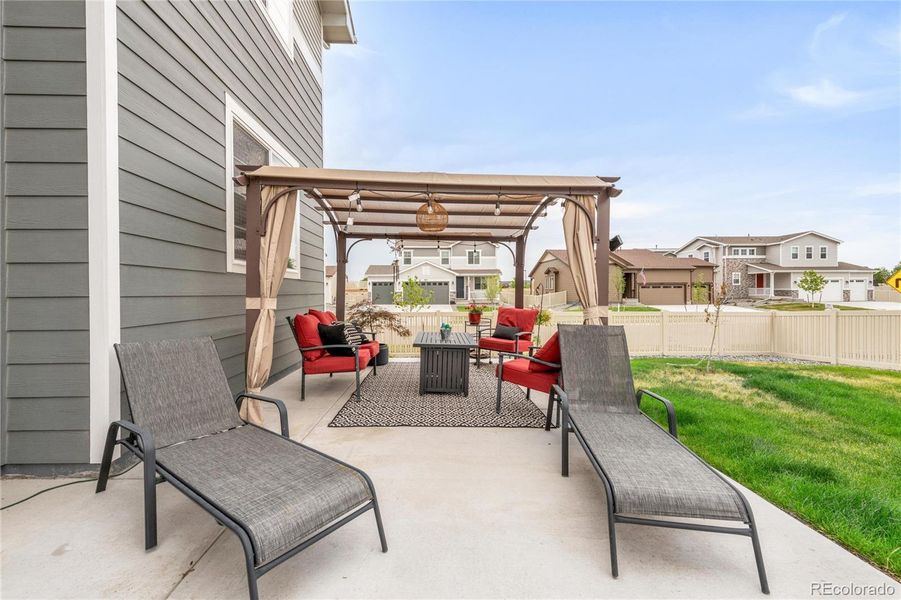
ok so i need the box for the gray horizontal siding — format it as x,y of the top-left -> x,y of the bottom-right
2,0 -> 90,467
117,0 -> 325,403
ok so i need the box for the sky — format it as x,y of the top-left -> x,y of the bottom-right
321,1 -> 901,280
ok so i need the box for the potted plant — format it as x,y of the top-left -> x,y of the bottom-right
467,303 -> 483,325
346,300 -> 412,366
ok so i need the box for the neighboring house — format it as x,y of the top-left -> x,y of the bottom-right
529,249 -> 715,305
324,265 -> 338,305
366,242 -> 502,304
0,0 -> 355,473
673,232 -> 874,301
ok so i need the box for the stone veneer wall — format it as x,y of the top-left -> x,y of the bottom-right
722,257 -> 767,299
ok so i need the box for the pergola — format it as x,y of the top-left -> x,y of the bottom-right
233,166 -> 620,421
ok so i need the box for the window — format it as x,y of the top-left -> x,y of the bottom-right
805,246 -> 813,259
440,249 -> 450,265
254,0 -> 294,58
467,249 -> 481,265
731,247 -> 756,256
225,95 -> 301,278
790,246 -> 799,260
402,250 -> 412,266
820,246 -> 827,259
731,272 -> 741,286
688,253 -> 694,258
473,276 -> 487,290
703,251 -> 710,262
545,271 -> 556,291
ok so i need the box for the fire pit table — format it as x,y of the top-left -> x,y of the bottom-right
413,331 -> 477,396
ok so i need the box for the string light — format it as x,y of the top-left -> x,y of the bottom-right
494,201 -> 501,216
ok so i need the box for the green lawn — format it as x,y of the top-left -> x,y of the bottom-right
632,359 -> 901,578
758,302 -> 869,311
566,304 -> 660,312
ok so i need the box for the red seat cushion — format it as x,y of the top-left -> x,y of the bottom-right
294,314 -> 325,360
303,350 -> 371,374
497,307 -> 539,342
308,309 -> 336,325
479,336 -> 530,353
529,332 -> 561,372
497,358 -> 559,394
361,340 -> 380,364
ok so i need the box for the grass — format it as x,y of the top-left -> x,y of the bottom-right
758,302 -> 869,311
566,304 -> 661,312
631,359 -> 901,578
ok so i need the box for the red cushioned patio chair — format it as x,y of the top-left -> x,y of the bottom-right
306,309 -> 381,363
495,331 -> 561,429
286,314 -> 375,401
476,306 -> 540,367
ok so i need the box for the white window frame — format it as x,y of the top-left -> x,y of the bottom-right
467,249 -> 481,265
731,247 -> 756,256
805,245 -> 813,259
545,271 -> 556,291
224,94 -> 301,279
253,0 -> 294,60
439,249 -> 450,266
790,245 -> 799,260
820,245 -> 827,259
731,272 -> 741,286
402,250 -> 413,266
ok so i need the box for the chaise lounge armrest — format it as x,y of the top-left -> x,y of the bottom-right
235,392 -> 289,437
497,351 -> 560,370
636,388 -> 678,437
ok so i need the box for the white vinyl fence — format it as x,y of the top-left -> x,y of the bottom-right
498,289 -> 568,308
373,309 -> 901,370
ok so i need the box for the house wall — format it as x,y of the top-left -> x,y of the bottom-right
1,1 -> 91,467
530,257 -> 577,303
116,1 -> 325,397
777,234 -> 839,267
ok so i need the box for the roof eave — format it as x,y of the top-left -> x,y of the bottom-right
320,0 -> 357,45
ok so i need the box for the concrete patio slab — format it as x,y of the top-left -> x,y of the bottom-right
2,366 -> 897,599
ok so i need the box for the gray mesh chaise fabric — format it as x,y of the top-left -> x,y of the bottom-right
156,425 -> 372,565
557,324 -> 747,521
115,337 -> 243,448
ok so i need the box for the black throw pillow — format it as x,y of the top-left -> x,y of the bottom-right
317,323 -> 354,356
493,324 -> 520,340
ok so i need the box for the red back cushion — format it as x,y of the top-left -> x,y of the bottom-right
324,311 -> 337,323
308,309 -> 335,325
294,314 -> 325,360
497,307 -> 539,340
528,331 -> 561,372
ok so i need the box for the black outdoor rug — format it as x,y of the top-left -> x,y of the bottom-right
328,361 -> 551,428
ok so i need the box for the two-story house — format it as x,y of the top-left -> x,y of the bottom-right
365,242 -> 503,304
673,232 -> 874,301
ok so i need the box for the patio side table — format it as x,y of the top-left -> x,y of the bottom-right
413,331 -> 477,396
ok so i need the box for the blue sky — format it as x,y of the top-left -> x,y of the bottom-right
322,1 -> 900,280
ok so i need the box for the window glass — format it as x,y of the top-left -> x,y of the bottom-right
732,272 -> 741,285
440,250 -> 450,265
820,246 -> 827,259
791,246 -> 799,259
474,276 -> 487,289
467,250 -> 481,265
232,124 -> 269,262
402,250 -> 412,265
805,246 -> 813,259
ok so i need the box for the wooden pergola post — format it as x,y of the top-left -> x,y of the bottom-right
335,231 -> 347,320
514,236 -> 525,308
244,180 -> 262,353
594,189 -> 611,325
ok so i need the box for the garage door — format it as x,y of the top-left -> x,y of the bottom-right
413,281 -> 450,304
371,282 -> 395,304
638,284 -> 685,305
848,279 -> 868,301
820,279 -> 843,302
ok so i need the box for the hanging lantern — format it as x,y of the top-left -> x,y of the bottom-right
416,197 -> 448,232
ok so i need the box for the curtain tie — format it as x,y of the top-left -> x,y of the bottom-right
246,297 -> 278,310
583,305 -> 607,321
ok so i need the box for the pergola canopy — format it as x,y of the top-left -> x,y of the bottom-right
238,166 -> 620,241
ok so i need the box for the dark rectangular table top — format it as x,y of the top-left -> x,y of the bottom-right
413,331 -> 477,349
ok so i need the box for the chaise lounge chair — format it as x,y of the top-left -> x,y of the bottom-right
96,337 -> 387,600
554,324 -> 769,594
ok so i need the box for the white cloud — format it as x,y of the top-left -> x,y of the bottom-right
734,102 -> 782,121
809,12 -> 846,56
784,79 -> 867,109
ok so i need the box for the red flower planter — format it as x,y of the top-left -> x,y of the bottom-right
468,312 -> 482,325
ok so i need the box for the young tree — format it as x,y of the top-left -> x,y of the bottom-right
702,281 -> 731,371
485,275 -> 502,304
393,277 -> 434,312
346,300 -> 410,337
798,270 -> 827,307
691,273 -> 709,305
613,269 -> 626,311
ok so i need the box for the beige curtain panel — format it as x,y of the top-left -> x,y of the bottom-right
563,195 -> 605,325
243,185 -> 298,424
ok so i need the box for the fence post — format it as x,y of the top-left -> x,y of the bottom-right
830,309 -> 839,364
660,312 -> 668,356
769,312 -> 777,354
